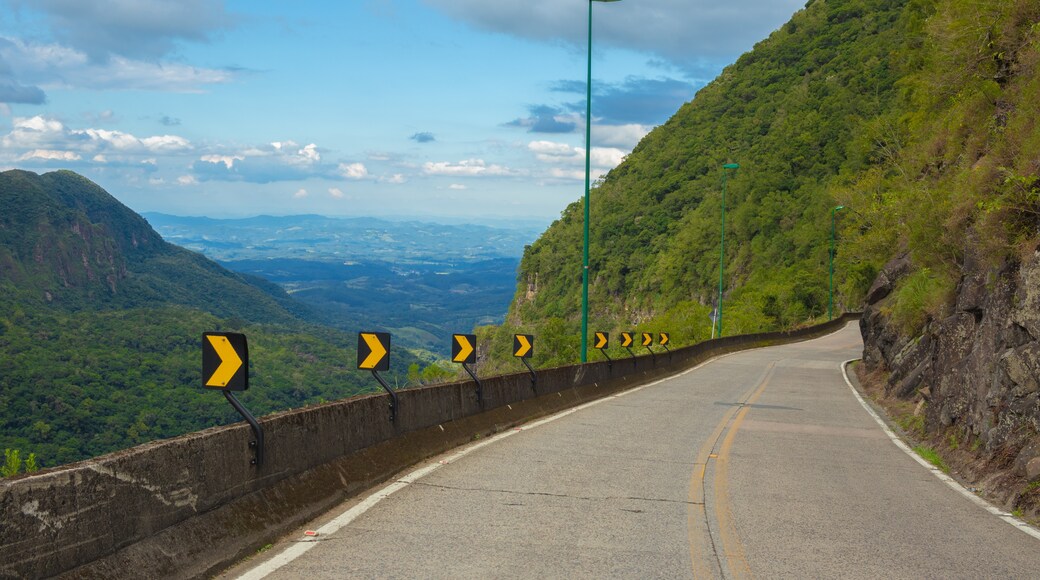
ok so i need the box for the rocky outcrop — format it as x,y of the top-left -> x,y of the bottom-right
861,247 -> 1040,479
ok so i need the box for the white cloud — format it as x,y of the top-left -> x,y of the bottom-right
0,36 -> 234,93
328,187 -> 344,198
298,143 -> 320,162
18,149 -> 81,161
528,140 -> 574,157
382,173 -> 406,184
527,140 -> 625,169
1,115 -> 193,159
177,175 -> 198,186
525,140 -> 625,181
549,168 -> 586,181
594,124 -> 652,149
200,154 -> 243,169
449,183 -> 467,190
423,159 -> 519,177
591,147 -> 625,168
339,162 -> 369,180
293,188 -> 308,198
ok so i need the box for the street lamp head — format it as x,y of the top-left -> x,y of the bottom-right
592,0 -> 623,2
723,163 -> 740,169
835,205 -> 845,211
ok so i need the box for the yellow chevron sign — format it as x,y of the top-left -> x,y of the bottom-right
642,332 -> 653,347
203,332 -> 248,390
594,332 -> 609,349
357,332 -> 390,371
660,333 -> 670,346
620,332 -> 634,348
513,334 -> 533,358
452,334 -> 477,364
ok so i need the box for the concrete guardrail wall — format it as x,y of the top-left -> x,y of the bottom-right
0,314 -> 859,579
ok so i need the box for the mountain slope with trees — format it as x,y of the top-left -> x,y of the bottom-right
0,170 -> 412,467
481,0 -> 924,371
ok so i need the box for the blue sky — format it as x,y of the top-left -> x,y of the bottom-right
0,0 -> 803,223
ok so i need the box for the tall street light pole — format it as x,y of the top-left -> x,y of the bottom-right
581,0 -> 621,363
829,205 -> 845,320
716,162 -> 739,338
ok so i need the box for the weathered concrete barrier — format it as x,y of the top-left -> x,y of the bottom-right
0,315 -> 858,579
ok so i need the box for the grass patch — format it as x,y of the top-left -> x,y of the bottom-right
913,445 -> 949,473
898,414 -> 926,436
887,268 -> 955,335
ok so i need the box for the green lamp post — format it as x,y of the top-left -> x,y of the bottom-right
829,205 -> 845,320
715,162 -> 740,338
581,0 -> 622,363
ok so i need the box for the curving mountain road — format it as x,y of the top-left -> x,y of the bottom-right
225,323 -> 1039,578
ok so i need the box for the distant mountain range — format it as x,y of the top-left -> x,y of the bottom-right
142,212 -> 543,264
143,213 -> 540,353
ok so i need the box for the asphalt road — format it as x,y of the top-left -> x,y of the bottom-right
225,323 -> 1040,579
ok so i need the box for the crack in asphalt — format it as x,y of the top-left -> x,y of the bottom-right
411,481 -> 702,506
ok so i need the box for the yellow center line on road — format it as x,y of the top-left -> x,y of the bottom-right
688,362 -> 776,579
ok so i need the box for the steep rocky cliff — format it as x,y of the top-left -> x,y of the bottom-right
861,247 -> 1040,511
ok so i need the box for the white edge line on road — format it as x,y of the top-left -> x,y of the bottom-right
236,352 -> 737,579
840,359 -> 1040,542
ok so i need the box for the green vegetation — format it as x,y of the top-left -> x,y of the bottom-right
0,170 -> 418,467
914,445 -> 950,473
485,0 -> 1040,367
897,413 -> 926,436
2,448 -> 38,477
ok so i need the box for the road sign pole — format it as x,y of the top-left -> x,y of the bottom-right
371,371 -> 399,422
520,357 -> 537,390
358,332 -> 394,420
462,362 -> 482,404
224,391 -> 264,466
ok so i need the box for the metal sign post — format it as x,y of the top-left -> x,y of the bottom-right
453,334 -> 482,403
202,332 -> 263,466
513,334 -> 536,389
358,332 -> 396,422
621,332 -> 636,359
642,332 -> 656,361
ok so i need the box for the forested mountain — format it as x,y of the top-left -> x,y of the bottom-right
479,0 -> 920,368
0,170 -> 411,467
481,0 -> 1038,372
0,169 -> 311,322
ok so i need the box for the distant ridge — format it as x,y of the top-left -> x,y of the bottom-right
0,169 -> 310,323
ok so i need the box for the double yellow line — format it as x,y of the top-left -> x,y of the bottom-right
688,362 -> 776,579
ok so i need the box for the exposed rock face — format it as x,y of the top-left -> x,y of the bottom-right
861,248 -> 1040,477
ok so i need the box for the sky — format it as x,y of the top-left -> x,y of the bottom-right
0,0 -> 804,224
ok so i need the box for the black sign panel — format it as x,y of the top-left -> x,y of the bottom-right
202,332 -> 248,391
358,332 -> 391,371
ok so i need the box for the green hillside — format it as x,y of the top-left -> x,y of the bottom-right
0,170 -> 411,467
481,0 -> 1039,374
0,169 -> 313,322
